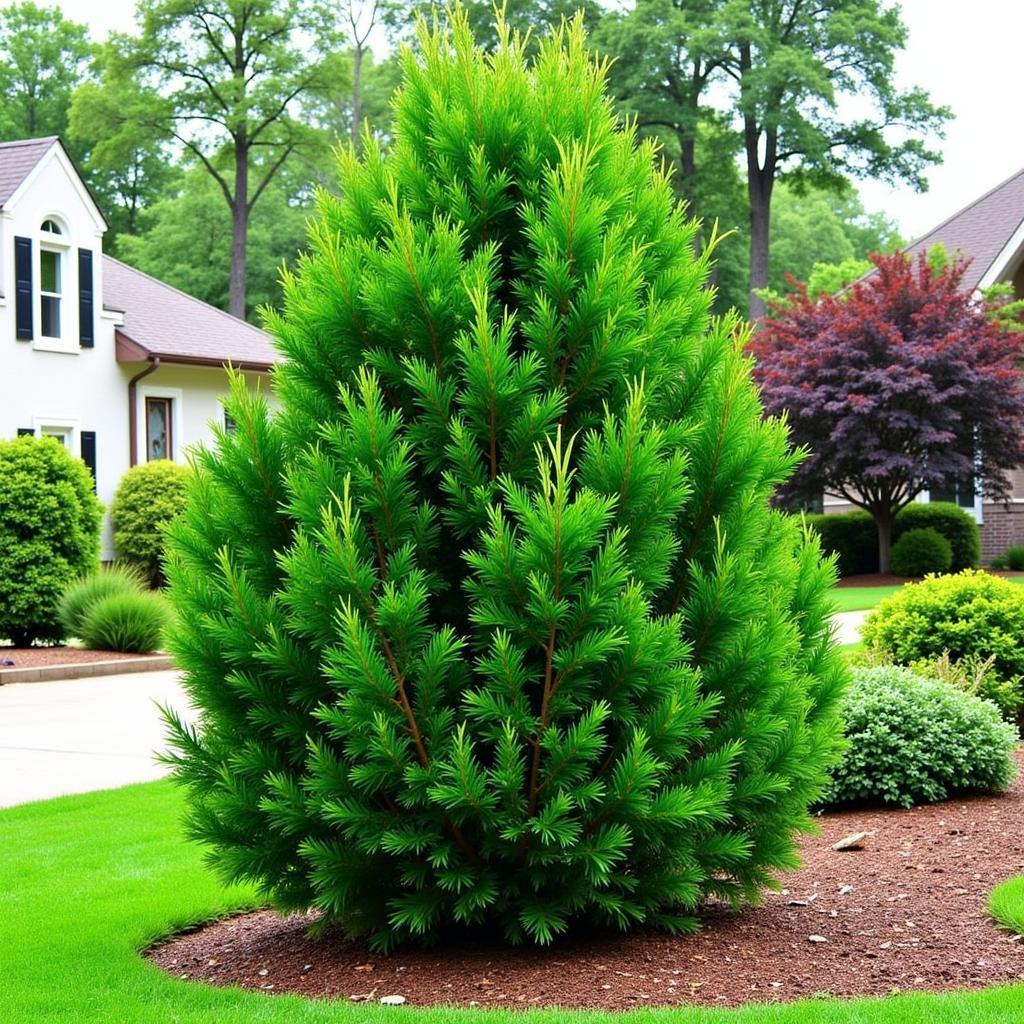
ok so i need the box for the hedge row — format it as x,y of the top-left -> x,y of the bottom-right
806,502 -> 980,577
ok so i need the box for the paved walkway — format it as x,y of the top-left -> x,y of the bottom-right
832,609 -> 869,646
0,610 -> 871,810
0,670 -> 194,809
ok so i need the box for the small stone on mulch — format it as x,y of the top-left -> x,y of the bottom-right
147,751 -> 1024,1010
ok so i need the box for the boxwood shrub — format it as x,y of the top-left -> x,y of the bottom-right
805,511 -> 877,576
111,460 -> 190,584
863,569 -> 1024,684
825,665 -> 1018,808
807,501 -> 981,577
894,502 -> 979,572
0,435 -> 102,646
889,527 -> 952,577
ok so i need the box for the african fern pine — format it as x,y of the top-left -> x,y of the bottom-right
163,10 -> 847,950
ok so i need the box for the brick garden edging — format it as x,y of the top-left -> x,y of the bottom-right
0,655 -> 174,685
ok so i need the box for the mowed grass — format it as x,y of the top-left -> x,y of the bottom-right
3,783 -> 1024,1022
829,586 -> 902,613
989,876 -> 1024,935
830,576 -> 1024,614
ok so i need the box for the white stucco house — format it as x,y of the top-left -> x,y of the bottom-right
0,136 -> 278,557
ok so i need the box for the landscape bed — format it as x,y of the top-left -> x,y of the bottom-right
148,753 -> 1024,1011
0,646 -> 159,670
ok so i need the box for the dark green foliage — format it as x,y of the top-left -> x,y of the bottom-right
889,527 -> 951,578
894,502 -> 979,571
78,590 -> 171,653
990,545 -> 1024,572
111,460 -> 190,585
59,563 -> 148,638
863,570 -> 1024,698
825,665 -> 1017,808
0,436 -> 102,646
807,503 -> 981,577
805,511 -> 877,576
163,12 -> 847,950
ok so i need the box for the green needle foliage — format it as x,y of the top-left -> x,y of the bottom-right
163,9 -> 846,951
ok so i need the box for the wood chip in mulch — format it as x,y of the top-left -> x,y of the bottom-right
147,751 -> 1024,1010
0,646 -> 153,670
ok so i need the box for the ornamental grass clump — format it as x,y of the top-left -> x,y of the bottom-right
163,11 -> 847,950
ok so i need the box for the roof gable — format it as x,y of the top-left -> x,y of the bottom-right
0,136 -> 59,207
904,167 -> 1024,293
0,136 -> 108,232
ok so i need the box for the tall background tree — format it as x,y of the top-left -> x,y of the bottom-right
599,0 -> 947,318
87,0 -> 342,318
752,251 -> 1024,572
0,1 -> 94,148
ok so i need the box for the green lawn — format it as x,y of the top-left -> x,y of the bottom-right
2,783 -> 1024,1022
829,586 -> 902,613
830,576 -> 1024,614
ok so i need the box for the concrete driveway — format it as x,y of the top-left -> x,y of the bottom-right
0,670 -> 194,809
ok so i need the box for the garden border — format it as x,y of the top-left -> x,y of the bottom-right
0,655 -> 173,685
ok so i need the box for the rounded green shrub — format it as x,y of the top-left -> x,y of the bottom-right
889,527 -> 952,577
59,563 -> 148,639
893,502 -> 980,572
78,590 -> 171,654
990,544 -> 1024,572
0,435 -> 102,646
805,511 -> 877,576
111,460 -> 190,584
863,570 -> 1024,688
164,13 -> 847,951
825,665 -> 1018,808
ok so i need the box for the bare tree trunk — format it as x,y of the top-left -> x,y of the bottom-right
874,507 -> 893,575
747,180 -> 771,321
351,42 -> 364,156
229,139 -> 249,320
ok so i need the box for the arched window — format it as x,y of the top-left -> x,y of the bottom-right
38,217 -> 68,339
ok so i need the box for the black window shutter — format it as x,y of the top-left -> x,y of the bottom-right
17,427 -> 34,436
14,236 -> 32,340
80,431 -> 97,488
78,249 -> 94,348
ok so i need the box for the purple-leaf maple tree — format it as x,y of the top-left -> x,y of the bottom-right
752,250 -> 1024,573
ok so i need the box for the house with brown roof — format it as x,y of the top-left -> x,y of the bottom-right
822,167 -> 1024,558
0,136 -> 277,556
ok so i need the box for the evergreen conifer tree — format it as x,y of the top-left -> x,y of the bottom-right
164,9 -> 846,949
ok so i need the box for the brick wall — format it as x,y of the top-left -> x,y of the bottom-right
981,503 -> 1024,561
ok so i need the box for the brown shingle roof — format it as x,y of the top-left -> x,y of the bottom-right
903,167 -> 1024,292
0,136 -> 58,206
104,256 -> 278,371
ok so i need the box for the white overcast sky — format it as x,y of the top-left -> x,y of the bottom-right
53,0 -> 1024,240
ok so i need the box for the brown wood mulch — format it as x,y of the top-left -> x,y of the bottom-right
0,646 -> 152,669
147,751 -> 1024,1011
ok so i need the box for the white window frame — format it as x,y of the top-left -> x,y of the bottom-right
918,484 -> 984,524
136,385 -> 184,465
34,216 -> 76,355
30,415 -> 80,455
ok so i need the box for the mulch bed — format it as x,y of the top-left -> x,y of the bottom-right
148,752 -> 1024,1010
0,646 -> 153,669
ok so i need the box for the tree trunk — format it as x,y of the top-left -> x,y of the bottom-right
747,176 -> 771,321
874,507 -> 894,575
351,42 -> 364,157
229,141 -> 249,320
